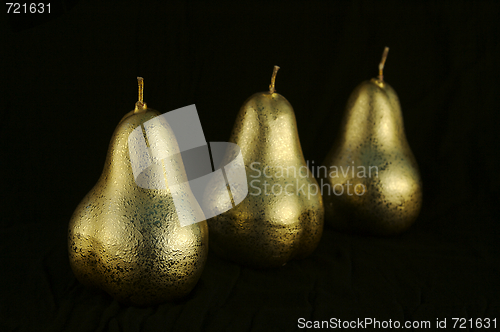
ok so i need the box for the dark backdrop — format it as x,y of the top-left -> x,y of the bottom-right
1,1 -> 499,331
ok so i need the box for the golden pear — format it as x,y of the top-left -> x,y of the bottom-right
206,67 -> 324,268
68,78 -> 208,306
321,48 -> 423,235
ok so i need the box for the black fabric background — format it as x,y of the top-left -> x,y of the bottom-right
1,1 -> 499,331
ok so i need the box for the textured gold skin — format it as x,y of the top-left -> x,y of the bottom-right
321,79 -> 423,235
68,107 -> 208,306
207,92 -> 324,268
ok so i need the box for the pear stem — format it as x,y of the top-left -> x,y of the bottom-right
137,77 -> 144,106
269,65 -> 280,94
378,47 -> 389,82
135,77 -> 147,111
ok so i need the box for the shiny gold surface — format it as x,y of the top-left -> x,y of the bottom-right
321,51 -> 422,235
68,80 -> 208,306
207,67 -> 324,268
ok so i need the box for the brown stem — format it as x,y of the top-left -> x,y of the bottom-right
134,77 -> 147,112
137,77 -> 144,106
269,65 -> 280,94
378,47 -> 389,82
